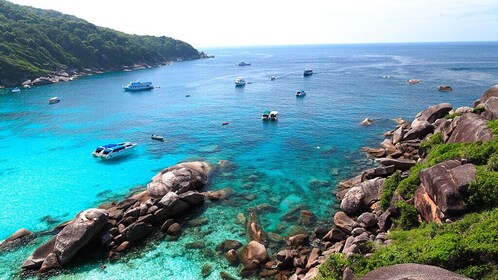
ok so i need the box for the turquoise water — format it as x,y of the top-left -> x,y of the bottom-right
1,43 -> 498,279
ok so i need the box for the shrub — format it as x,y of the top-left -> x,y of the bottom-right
486,153 -> 498,171
380,171 -> 402,211
466,167 -> 498,211
394,200 -> 420,230
487,119 -> 498,136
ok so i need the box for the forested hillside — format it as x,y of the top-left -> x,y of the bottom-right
0,0 -> 200,86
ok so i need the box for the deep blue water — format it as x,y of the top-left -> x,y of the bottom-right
1,43 -> 497,279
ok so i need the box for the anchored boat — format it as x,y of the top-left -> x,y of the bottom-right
123,81 -> 154,91
92,142 -> 137,159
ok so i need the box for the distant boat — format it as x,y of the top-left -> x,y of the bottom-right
151,134 -> 164,141
123,81 -> 154,91
11,87 -> 20,93
222,122 -> 229,125
48,97 -> 60,104
408,79 -> 421,85
270,76 -> 276,81
238,62 -> 251,66
186,94 -> 191,97
382,75 -> 391,79
92,142 -> 137,159
303,69 -> 313,76
296,90 -> 306,97
23,84 -> 31,89
235,77 -> 246,87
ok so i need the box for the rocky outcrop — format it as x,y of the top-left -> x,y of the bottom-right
447,113 -> 493,143
147,161 -> 212,197
22,161 -> 212,273
474,84 -> 498,107
437,85 -> 453,92
376,158 -> 416,171
340,178 -> 385,215
411,103 -> 452,128
55,208 -> 109,265
418,160 -> 476,218
482,96 -> 498,120
0,228 -> 34,250
360,263 -> 471,280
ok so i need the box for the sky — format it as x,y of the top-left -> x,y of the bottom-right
8,0 -> 498,48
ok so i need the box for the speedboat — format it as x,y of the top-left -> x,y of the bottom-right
262,110 -> 278,121
296,90 -> 306,97
235,77 -> 246,86
48,97 -> 60,104
238,62 -> 251,66
92,142 -> 137,159
270,76 -> 276,81
303,68 -> 313,76
151,134 -> 164,141
123,81 -> 154,91
11,87 -> 21,93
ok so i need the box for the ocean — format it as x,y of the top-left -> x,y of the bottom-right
0,43 -> 497,279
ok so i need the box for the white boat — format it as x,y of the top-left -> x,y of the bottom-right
235,77 -> 246,86
296,90 -> 306,97
238,62 -> 251,66
123,81 -> 154,91
48,97 -> 60,104
11,87 -> 21,93
303,68 -> 313,76
262,110 -> 278,121
151,134 -> 164,141
92,142 -> 137,159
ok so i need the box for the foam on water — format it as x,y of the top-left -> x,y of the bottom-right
1,43 -> 498,279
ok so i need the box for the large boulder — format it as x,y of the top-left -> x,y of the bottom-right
482,96 -> 498,120
340,178 -> 385,215
158,192 -> 190,217
122,222 -> 154,243
147,161 -> 212,197
54,208 -> 109,265
475,85 -> 498,107
447,113 -> 493,143
419,160 -> 476,217
414,186 -> 441,223
22,237 -> 57,270
360,263 -> 471,280
0,228 -> 34,250
333,211 -> 358,234
402,121 -> 434,141
411,103 -> 452,127
238,241 -> 267,266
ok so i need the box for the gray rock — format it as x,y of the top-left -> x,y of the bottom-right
54,208 -> 109,265
411,103 -> 452,127
378,206 -> 398,232
39,252 -> 61,273
476,84 -> 498,106
122,222 -> 154,243
158,192 -> 190,216
419,160 -> 476,216
288,233 -> 309,247
238,240 -> 267,266
403,121 -> 434,141
323,227 -> 347,242
447,113 -> 493,143
167,223 -> 182,235
392,126 -> 405,145
147,162 -> 212,197
178,190 -> 205,205
216,240 -> 243,252
359,263 -> 471,280
340,178 -> 385,215
351,227 -> 366,236
22,236 -> 56,270
483,96 -> 498,120
333,211 -> 358,234
377,158 -> 416,171
357,212 -> 377,228
160,219 -> 174,232
343,267 -> 356,280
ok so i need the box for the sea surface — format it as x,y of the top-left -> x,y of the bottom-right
1,43 -> 497,279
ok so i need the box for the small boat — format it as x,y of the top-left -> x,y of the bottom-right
151,134 -> 164,141
303,68 -> 313,76
92,142 -> 137,159
238,62 -> 251,66
11,87 -> 21,93
381,75 -> 391,79
48,97 -> 60,104
123,81 -> 154,91
186,94 -> 191,97
296,90 -> 306,97
222,122 -> 229,126
408,79 -> 421,85
270,76 -> 276,81
262,110 -> 278,121
235,77 -> 246,87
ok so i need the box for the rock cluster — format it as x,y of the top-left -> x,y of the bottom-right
21,161 -> 212,273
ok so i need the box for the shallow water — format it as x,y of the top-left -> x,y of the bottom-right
1,43 -> 497,279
